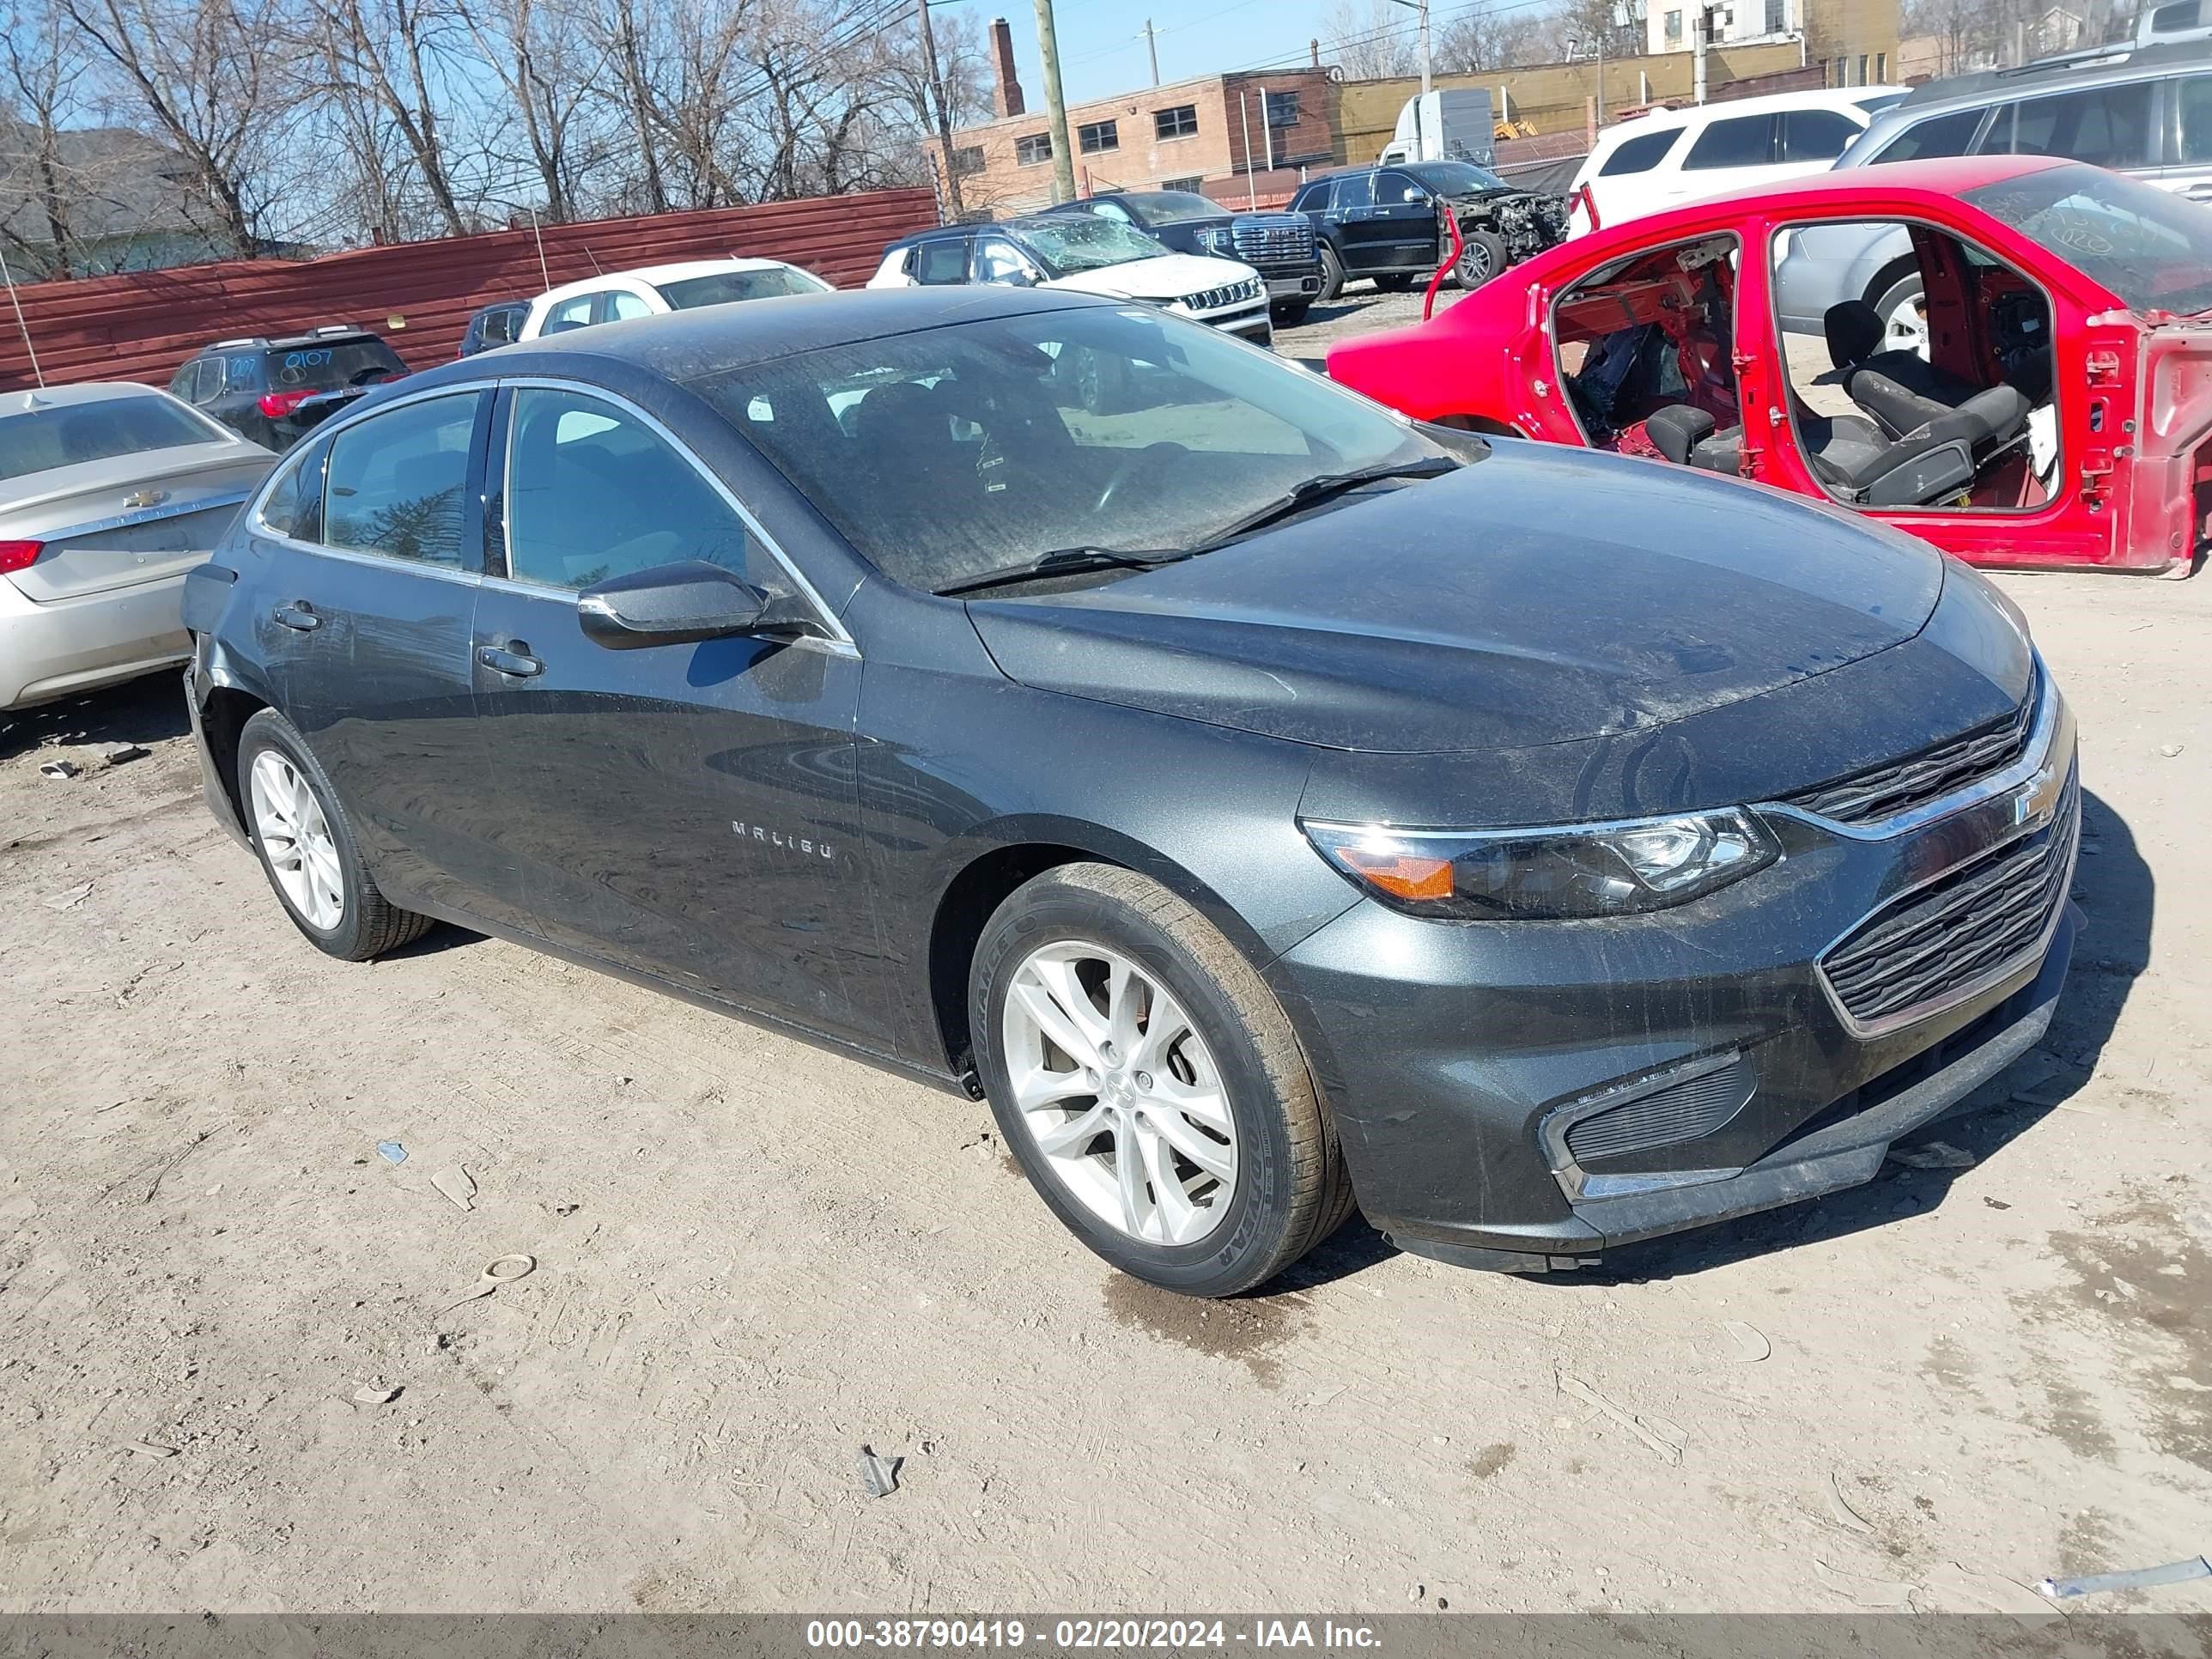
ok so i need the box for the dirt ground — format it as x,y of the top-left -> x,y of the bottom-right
2,314 -> 2209,1613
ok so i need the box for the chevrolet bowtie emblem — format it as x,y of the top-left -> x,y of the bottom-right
122,489 -> 169,509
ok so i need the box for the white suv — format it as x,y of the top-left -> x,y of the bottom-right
518,258 -> 832,342
1566,86 -> 1907,234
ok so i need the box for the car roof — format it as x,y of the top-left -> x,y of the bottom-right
395,286 -> 1117,392
194,328 -> 382,353
534,257 -> 807,305
0,380 -> 178,412
1888,36 -> 2212,114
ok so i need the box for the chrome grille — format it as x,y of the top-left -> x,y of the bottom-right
1785,678 -> 2037,825
1182,277 -> 1264,312
1820,766 -> 2078,1030
1230,217 -> 1316,275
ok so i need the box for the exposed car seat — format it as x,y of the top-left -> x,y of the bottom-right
1823,299 -> 1984,440
1646,386 -> 2028,507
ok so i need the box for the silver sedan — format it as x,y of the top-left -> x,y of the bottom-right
1,382 -> 273,710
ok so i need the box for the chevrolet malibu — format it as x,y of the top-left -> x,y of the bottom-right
180,289 -> 2079,1297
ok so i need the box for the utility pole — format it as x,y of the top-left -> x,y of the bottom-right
1139,17 -> 1159,85
1384,0 -> 1431,93
917,0 -> 964,219
1033,0 -> 1078,204
1692,1 -> 1710,102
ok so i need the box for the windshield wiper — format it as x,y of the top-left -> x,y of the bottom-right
935,545 -> 1192,597
1186,456 -> 1461,553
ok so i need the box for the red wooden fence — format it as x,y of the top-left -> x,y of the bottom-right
0,186 -> 939,393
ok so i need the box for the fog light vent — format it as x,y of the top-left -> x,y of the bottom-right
1564,1057 -> 1756,1164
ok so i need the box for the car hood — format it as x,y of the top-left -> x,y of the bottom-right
1043,252 -> 1261,301
967,442 -> 1948,757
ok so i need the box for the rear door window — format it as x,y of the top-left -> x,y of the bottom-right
915,239 -> 970,284
1333,172 -> 1374,210
1780,108 -> 1862,161
1293,179 -> 1334,212
543,294 -> 597,333
605,289 -> 653,321
1683,113 -> 1775,169
1998,82 -> 2155,167
1600,128 -> 1683,175
322,392 -> 480,568
258,436 -> 330,541
1870,106 -> 1985,161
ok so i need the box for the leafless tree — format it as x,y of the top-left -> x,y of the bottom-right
291,0 -> 471,236
455,0 -> 607,222
0,1 -> 104,275
1433,6 -> 1554,70
1321,0 -> 1421,77
63,0 -> 295,255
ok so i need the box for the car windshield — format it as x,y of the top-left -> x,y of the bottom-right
0,394 -> 225,485
696,305 -> 1446,593
264,339 -> 404,392
656,267 -> 831,308
1122,191 -> 1227,226
1403,161 -> 1510,194
1964,162 -> 2212,314
1008,216 -> 1172,276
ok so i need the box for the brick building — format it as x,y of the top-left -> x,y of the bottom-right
935,20 -> 1339,216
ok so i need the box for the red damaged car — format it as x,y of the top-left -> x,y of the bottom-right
1328,155 -> 2212,577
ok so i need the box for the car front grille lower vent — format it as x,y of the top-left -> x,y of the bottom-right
1820,765 -> 2078,1030
1562,1056 -> 1756,1164
1784,676 -> 2037,826
1184,278 -> 1263,312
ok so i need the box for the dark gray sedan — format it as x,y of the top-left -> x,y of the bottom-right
180,288 -> 2077,1296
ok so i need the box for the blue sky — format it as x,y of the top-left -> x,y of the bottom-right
933,0 -> 1370,108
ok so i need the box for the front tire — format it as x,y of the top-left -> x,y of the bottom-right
1315,243 -> 1345,303
1374,271 -> 1418,292
1453,228 -> 1509,289
970,863 -> 1354,1297
1272,300 -> 1312,327
1868,269 -> 1927,358
238,708 -> 431,962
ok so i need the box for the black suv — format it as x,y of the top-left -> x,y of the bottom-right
1037,190 -> 1325,324
168,326 -> 408,451
1291,160 -> 1571,295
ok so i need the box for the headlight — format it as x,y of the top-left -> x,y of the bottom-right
1197,226 -> 1233,252
1301,810 -> 1779,920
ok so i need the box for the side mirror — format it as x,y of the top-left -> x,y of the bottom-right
1404,187 -> 1431,204
576,560 -> 779,650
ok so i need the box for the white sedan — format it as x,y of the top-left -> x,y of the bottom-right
517,258 -> 835,343
0,383 -> 272,711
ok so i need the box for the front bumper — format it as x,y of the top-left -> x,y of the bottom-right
1267,679 -> 2081,1270
1193,301 -> 1273,342
0,570 -> 192,710
1266,274 -> 1322,301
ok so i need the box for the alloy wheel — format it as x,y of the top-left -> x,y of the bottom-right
249,749 -> 346,930
1000,939 -> 1239,1246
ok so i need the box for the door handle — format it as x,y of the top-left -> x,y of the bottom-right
477,642 -> 543,678
271,599 -> 319,631
2186,183 -> 2212,201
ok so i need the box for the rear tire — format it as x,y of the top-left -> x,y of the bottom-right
238,708 -> 432,962
1315,243 -> 1345,303
970,863 -> 1353,1297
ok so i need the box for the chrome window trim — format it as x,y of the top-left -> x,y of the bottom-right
1757,657 -> 2059,842
241,372 -> 856,658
